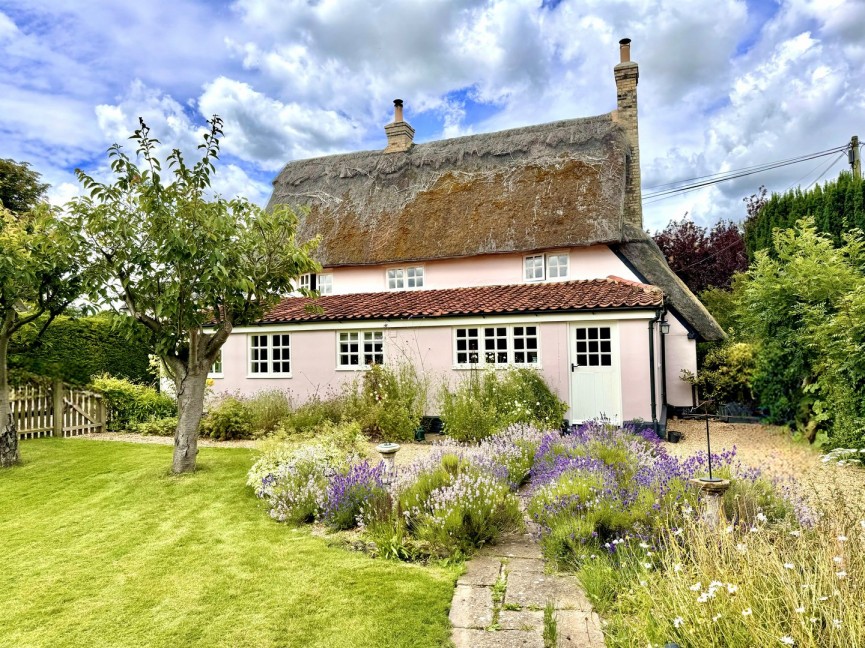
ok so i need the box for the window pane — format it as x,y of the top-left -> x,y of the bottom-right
318,274 -> 333,295
387,268 -> 404,290
548,254 -> 568,278
407,267 -> 424,288
524,255 -> 544,281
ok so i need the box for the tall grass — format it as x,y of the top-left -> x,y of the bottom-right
580,500 -> 865,647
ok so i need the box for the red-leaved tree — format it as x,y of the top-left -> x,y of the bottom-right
653,217 -> 748,294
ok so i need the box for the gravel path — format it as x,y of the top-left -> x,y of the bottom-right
664,419 -> 865,512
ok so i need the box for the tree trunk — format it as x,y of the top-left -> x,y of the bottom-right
0,335 -> 20,468
171,364 -> 208,474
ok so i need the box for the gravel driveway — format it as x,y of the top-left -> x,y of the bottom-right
664,419 -> 865,512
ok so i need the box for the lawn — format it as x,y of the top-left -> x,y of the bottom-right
0,439 -> 458,648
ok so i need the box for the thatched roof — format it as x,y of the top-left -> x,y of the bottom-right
268,114 -> 635,266
614,239 -> 725,341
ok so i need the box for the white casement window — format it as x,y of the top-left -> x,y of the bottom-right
547,254 -> 569,279
318,273 -> 333,295
249,333 -> 291,376
406,266 -> 424,288
454,326 -> 540,367
387,268 -> 404,290
208,350 -> 224,377
512,326 -> 539,364
338,331 -> 384,369
299,274 -> 313,291
387,266 -> 424,290
524,255 -> 545,281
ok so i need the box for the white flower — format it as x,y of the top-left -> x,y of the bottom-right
640,542 -> 650,549
673,528 -> 683,537
689,582 -> 702,591
836,571 -> 847,579
810,617 -> 818,624
643,562 -> 653,570
784,563 -> 795,570
709,580 -> 723,590
682,505 -> 693,516
712,613 -> 722,622
724,525 -> 734,534
756,512 -> 767,523
590,554 -> 597,559
833,556 -> 843,564
673,617 -> 684,629
673,563 -> 683,573
837,535 -> 848,542
726,583 -> 738,594
780,636 -> 795,645
697,593 -> 710,603
742,608 -> 753,617
789,530 -> 800,537
736,543 -> 748,554
750,526 -> 759,533
819,596 -> 828,602
639,580 -> 647,587
795,607 -> 805,614
833,619 -> 842,628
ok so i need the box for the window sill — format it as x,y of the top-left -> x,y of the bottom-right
452,364 -> 542,371
245,374 -> 293,379
336,366 -> 372,372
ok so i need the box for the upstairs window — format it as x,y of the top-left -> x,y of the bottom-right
299,273 -> 333,295
318,273 -> 333,295
338,331 -> 384,368
524,255 -> 545,281
387,266 -> 424,290
249,334 -> 291,376
524,253 -> 569,281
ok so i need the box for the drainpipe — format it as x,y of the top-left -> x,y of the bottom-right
648,314 -> 658,437
659,309 -> 668,433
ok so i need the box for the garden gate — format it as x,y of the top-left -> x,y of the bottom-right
9,381 -> 106,439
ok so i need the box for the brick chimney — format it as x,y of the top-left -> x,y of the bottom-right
612,38 -> 642,230
384,99 -> 415,153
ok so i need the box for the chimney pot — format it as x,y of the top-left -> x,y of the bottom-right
619,38 -> 631,63
394,99 -> 404,123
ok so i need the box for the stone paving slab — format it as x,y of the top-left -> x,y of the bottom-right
556,610 -> 605,647
506,557 -> 546,574
498,609 -> 544,632
457,556 -> 504,587
504,571 -> 593,611
480,536 -> 544,560
452,628 -> 545,648
449,584 -> 495,629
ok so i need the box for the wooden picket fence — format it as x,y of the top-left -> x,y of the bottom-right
10,382 -> 106,440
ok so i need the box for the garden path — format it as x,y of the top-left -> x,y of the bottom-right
449,524 -> 605,647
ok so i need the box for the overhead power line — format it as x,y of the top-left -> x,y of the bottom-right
642,144 -> 850,204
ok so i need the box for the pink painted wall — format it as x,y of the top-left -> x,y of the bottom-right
325,245 -> 641,294
664,314 -> 697,408
618,319 -> 652,422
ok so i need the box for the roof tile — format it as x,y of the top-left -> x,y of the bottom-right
260,277 -> 662,324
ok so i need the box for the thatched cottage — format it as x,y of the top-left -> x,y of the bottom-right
213,39 -> 723,432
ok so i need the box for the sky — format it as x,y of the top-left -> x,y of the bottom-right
1,0 -> 863,232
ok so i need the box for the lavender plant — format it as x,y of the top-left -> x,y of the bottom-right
323,460 -> 388,530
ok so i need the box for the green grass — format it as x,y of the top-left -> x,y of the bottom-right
0,439 -> 458,648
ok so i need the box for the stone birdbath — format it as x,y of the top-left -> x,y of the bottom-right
376,442 -> 401,484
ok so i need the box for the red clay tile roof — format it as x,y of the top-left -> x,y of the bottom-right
259,277 -> 662,324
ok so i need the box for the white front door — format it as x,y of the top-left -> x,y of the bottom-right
568,322 -> 622,424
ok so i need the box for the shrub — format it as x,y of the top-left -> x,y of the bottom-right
346,363 -> 427,442
90,374 -> 175,431
684,342 -> 756,406
277,392 -> 347,435
246,389 -> 293,437
440,367 -> 566,442
201,396 -> 252,441
132,416 -> 177,436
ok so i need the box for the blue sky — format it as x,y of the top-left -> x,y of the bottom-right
1,0 -> 863,231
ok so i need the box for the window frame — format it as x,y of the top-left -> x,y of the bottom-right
524,255 -> 545,282
248,333 -> 292,378
452,325 -> 541,368
208,350 -> 224,378
546,253 -> 569,280
336,330 -> 384,370
386,266 -> 424,291
318,273 -> 333,295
